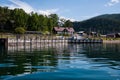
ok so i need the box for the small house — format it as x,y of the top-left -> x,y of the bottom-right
53,27 -> 74,35
106,33 -> 120,38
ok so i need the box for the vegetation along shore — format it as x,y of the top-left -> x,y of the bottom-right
0,6 -> 120,42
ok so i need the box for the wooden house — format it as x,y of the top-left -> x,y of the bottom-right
106,33 -> 120,38
53,27 -> 74,35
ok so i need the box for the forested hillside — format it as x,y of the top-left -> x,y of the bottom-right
0,6 -> 60,33
0,6 -> 73,34
1,6 -> 120,34
73,14 -> 120,34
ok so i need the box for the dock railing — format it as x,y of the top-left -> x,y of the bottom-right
0,33 -> 103,51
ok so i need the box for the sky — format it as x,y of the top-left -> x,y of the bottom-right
0,0 -> 120,21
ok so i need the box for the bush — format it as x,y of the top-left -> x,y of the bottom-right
15,27 -> 26,34
43,31 -> 50,35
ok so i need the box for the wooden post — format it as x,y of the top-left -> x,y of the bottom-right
40,35 -> 41,48
24,34 -> 26,50
30,38 -> 32,51
36,35 -> 37,48
16,34 -> 18,51
0,38 -> 8,53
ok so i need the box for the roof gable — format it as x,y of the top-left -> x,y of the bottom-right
54,27 -> 65,32
54,27 -> 74,32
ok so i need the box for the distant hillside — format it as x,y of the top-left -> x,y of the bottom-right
73,14 -> 120,34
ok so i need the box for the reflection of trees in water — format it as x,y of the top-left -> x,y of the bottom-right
1,43 -> 120,75
81,43 -> 120,61
0,43 -> 81,75
81,43 -> 120,70
0,47 -> 59,75
103,43 -> 120,53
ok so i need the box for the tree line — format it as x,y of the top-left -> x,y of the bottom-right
73,14 -> 120,34
0,6 -> 73,34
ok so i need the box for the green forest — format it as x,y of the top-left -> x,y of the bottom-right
1,6 -> 120,35
73,14 -> 120,34
0,6 -> 72,34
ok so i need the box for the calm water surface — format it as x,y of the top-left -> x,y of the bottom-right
0,43 -> 120,80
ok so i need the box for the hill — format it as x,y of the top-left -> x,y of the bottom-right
73,14 -> 120,34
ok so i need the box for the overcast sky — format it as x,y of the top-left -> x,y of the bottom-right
0,0 -> 120,21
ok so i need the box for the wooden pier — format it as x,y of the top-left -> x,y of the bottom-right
0,36 -> 103,51
0,38 -> 103,47
68,39 -> 103,43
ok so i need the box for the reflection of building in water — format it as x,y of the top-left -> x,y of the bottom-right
53,44 -> 85,57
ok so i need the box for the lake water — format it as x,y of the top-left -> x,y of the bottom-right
0,43 -> 120,80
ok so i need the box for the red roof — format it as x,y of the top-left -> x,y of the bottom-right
54,27 -> 74,32
54,27 -> 65,32
66,27 -> 74,32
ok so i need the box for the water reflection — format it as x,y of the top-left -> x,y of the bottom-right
82,43 -> 120,60
0,43 -> 120,80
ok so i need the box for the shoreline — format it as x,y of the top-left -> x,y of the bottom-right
103,40 -> 120,43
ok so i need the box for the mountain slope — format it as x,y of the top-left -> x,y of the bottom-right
73,14 -> 120,34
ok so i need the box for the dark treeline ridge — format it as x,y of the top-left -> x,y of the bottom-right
0,6 -> 72,34
1,6 -> 120,34
73,14 -> 120,34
